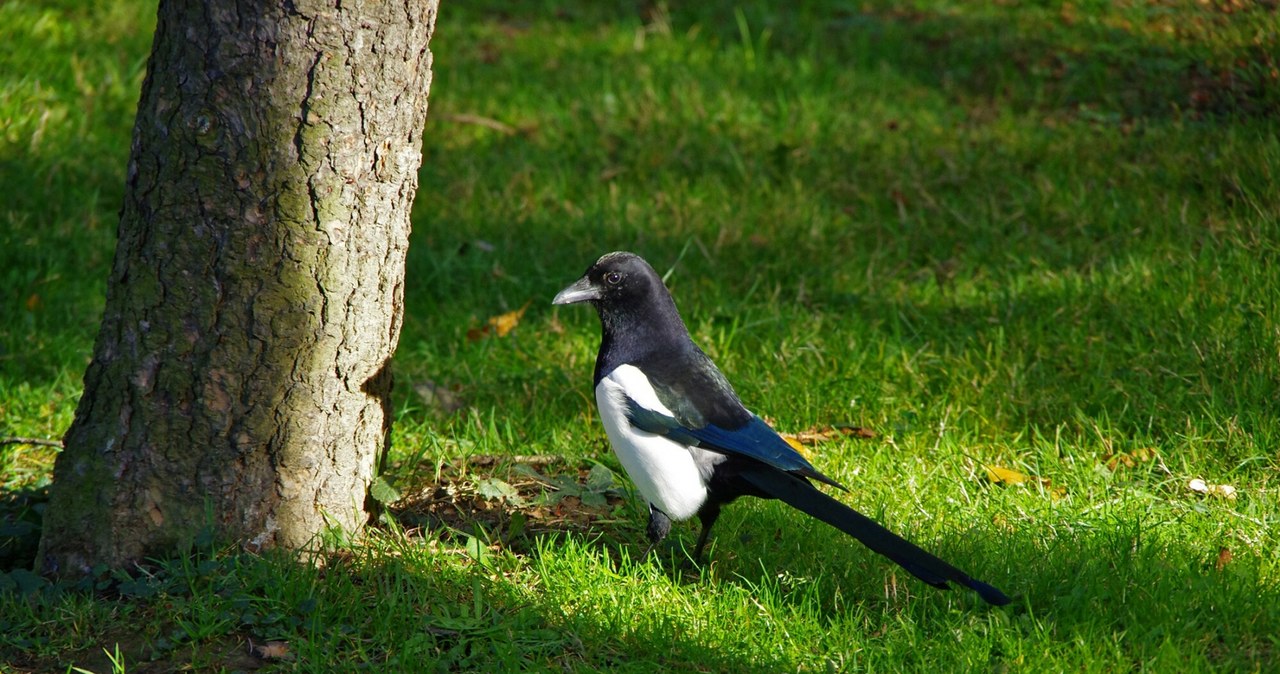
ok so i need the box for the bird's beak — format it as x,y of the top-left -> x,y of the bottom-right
552,276 -> 599,305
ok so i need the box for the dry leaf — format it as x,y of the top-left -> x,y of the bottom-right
1188,478 -> 1237,500
253,641 -> 292,660
782,436 -> 814,461
983,464 -> 1065,499
468,301 -> 531,341
25,293 -> 41,311
779,425 -> 877,446
1102,447 -> 1158,471
490,300 -> 530,337
983,465 -> 1034,485
1215,547 -> 1232,571
778,424 -> 876,460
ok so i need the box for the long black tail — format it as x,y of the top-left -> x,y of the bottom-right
740,467 -> 1011,606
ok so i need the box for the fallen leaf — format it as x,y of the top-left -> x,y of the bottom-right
983,464 -> 1065,499
781,435 -> 814,461
1102,447 -> 1158,471
490,301 -> 530,337
1216,547 -> 1232,571
25,294 -> 41,311
1188,478 -> 1237,500
253,641 -> 291,660
779,425 -> 877,446
983,465 -> 1033,486
469,301 -> 532,341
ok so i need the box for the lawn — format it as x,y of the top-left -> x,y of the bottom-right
3,0 -> 1279,671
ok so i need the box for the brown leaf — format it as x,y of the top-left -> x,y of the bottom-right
779,425 -> 877,446
1102,447 -> 1158,471
253,641 -> 291,660
25,293 -> 41,311
1215,547 -> 1232,572
468,301 -> 532,341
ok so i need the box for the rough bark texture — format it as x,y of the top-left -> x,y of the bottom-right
38,0 -> 438,575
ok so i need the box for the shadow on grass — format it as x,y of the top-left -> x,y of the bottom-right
3,456 -> 1276,671
445,0 -> 1277,119
10,0 -> 1276,388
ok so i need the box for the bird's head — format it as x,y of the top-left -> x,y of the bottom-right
552,251 -> 665,309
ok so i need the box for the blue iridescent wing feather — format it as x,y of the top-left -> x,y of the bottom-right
624,398 -> 846,490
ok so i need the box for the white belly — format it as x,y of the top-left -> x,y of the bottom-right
595,365 -> 708,521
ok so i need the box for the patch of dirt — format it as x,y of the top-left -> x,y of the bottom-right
386,455 -> 635,553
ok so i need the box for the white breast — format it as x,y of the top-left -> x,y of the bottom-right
594,364 -> 709,521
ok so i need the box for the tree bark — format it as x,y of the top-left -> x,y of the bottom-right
38,0 -> 438,575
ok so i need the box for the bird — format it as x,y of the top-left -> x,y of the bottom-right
552,251 -> 1010,606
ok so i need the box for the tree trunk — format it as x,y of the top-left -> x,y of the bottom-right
38,0 -> 438,575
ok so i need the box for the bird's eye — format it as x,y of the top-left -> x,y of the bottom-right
604,272 -> 623,286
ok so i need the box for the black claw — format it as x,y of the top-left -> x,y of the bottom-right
693,503 -> 722,560
642,505 -> 672,559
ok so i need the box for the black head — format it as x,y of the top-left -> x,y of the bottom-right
553,251 -> 691,371
552,251 -> 668,310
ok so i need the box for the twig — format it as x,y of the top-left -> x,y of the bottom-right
464,454 -> 562,467
0,436 -> 63,448
439,113 -> 518,135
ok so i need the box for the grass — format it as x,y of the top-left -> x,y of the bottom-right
3,0 -> 1279,670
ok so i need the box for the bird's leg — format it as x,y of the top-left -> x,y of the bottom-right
694,503 -> 722,560
640,504 -> 672,558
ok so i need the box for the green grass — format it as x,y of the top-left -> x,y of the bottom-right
3,0 -> 1279,671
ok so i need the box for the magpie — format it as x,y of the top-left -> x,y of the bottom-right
552,251 -> 1010,606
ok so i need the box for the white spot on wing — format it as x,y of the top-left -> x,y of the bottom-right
595,365 -> 708,521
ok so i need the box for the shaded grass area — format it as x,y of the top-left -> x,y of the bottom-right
3,0 -> 1279,671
